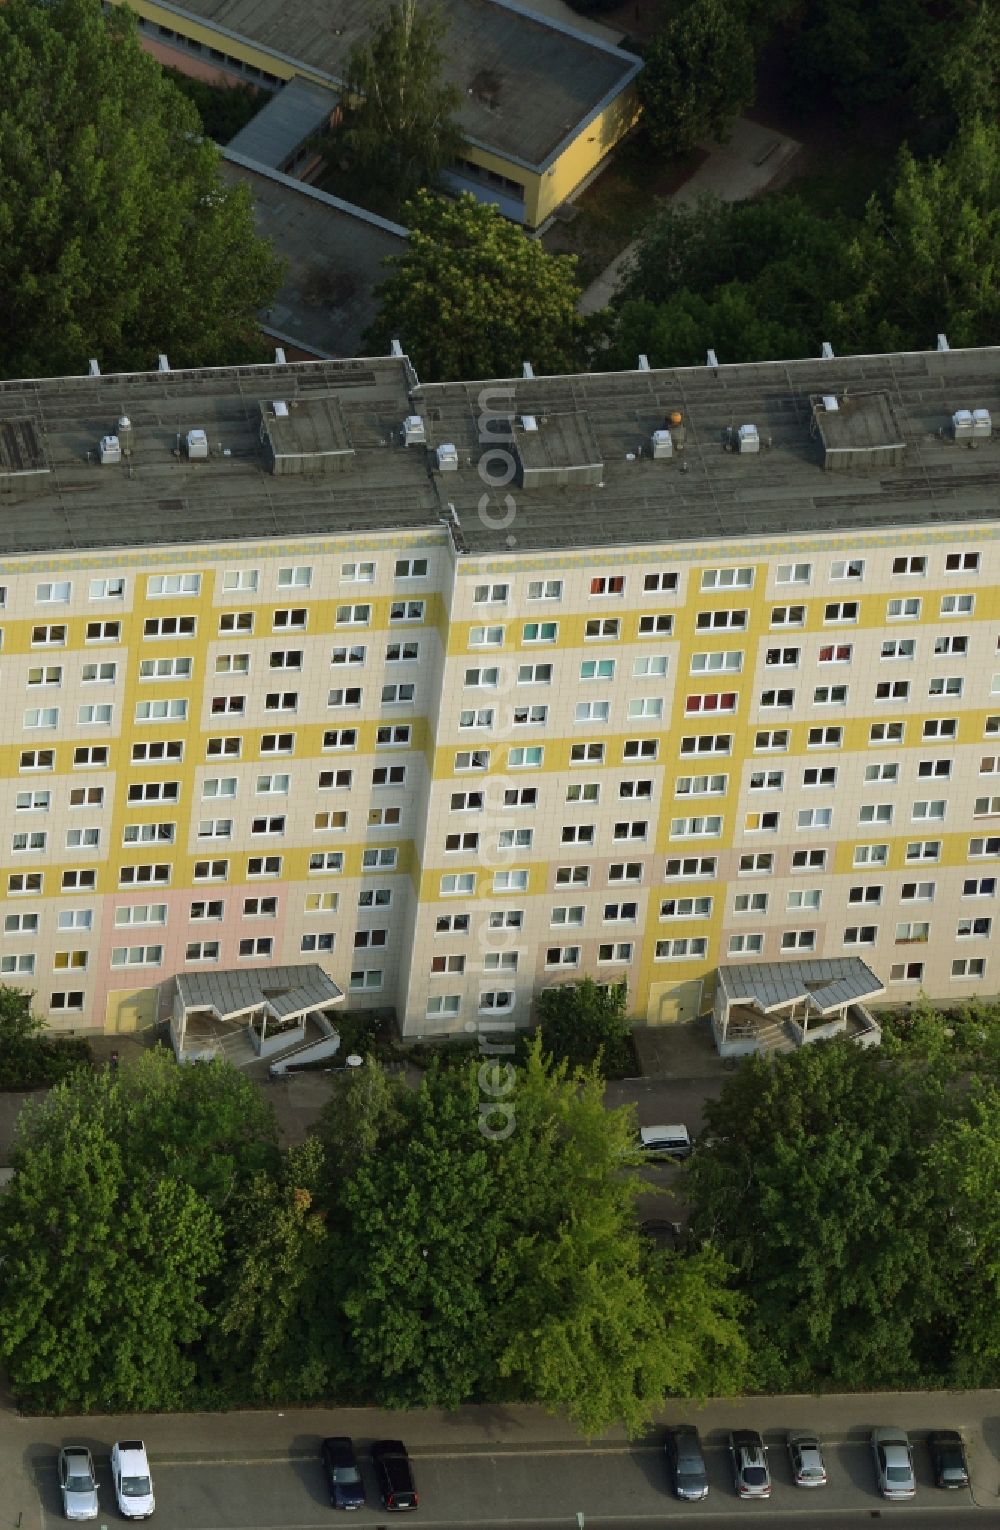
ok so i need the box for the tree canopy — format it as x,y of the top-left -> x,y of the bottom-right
365,190 -> 586,381
0,0 -> 283,380
533,978 -> 634,1077
640,0 -> 756,156
337,0 -> 464,218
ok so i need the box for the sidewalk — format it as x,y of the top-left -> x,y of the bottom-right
578,116 -> 802,315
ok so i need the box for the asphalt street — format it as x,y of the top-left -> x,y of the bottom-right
18,1420 -> 1000,1529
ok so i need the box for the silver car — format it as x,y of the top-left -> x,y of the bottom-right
788,1431 -> 827,1487
871,1427 -> 916,1499
58,1446 -> 99,1521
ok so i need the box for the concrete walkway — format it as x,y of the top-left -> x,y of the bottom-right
578,116 -> 802,315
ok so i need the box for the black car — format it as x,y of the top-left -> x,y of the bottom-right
928,1430 -> 970,1490
664,1424 -> 709,1501
321,1437 -> 365,1510
372,1440 -> 418,1511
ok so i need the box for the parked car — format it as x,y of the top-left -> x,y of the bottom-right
640,1218 -> 683,1250
787,1432 -> 827,1487
58,1446 -> 99,1521
871,1428 -> 916,1499
638,1124 -> 692,1160
729,1430 -> 771,1498
321,1437 -> 366,1510
664,1424 -> 709,1500
110,1440 -> 155,1519
371,1440 -> 418,1511
928,1429 -> 970,1490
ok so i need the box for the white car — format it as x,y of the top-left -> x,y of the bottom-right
639,1124 -> 692,1159
58,1446 -> 99,1520
871,1427 -> 916,1499
111,1440 -> 155,1519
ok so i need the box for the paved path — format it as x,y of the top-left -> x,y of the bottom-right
579,116 -> 802,315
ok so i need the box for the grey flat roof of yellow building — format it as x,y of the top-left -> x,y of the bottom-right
143,0 -> 641,167
0,347 -> 997,560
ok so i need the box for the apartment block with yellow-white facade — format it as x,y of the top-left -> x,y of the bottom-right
113,0 -> 642,229
0,343 -> 997,1043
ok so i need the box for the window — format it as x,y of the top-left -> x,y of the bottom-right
941,593 -> 974,615
512,704 -> 547,726
468,582 -> 509,608
386,641 -> 419,664
765,646 -> 799,668
798,807 -> 833,829
322,729 -> 355,752
209,695 -> 243,717
957,916 -> 992,939
268,650 -> 302,672
277,566 -> 312,590
327,688 -> 360,710
776,562 -> 811,584
115,904 -> 167,927
580,658 -> 616,681
508,746 -> 543,768
599,941 -> 634,963
575,700 -> 610,724
814,684 -> 848,705
32,624 -> 67,646
687,691 -> 738,715
331,645 -> 365,669
699,608 -> 748,630
148,573 -> 200,596
744,810 -> 779,833
459,706 -> 494,729
561,824 -> 595,845
912,799 -> 946,821
119,863 -> 171,887
546,946 -> 581,968
843,925 -> 878,946
637,613 -> 674,636
865,762 -> 899,783
430,954 -> 465,975
252,813 -> 287,835
853,842 -> 889,867
702,566 -> 753,590
666,856 -> 717,878
20,750 -> 55,771
824,601 -> 859,623
881,639 -> 915,660
895,920 -> 930,944
362,847 -> 397,870
494,870 -> 529,892
892,555 -> 926,575
193,859 -> 229,882
395,557 -> 428,579
223,568 -> 259,593
859,803 -> 893,825
256,773 -> 289,796
9,872 -> 43,895
527,578 -> 562,600
975,795 -> 1000,817
469,624 -> 504,648
755,729 -> 790,752
27,665 -> 63,687
143,615 -> 195,640
186,941 -> 220,962
692,650 -> 743,673
110,944 -> 163,968
671,815 -> 722,838
802,765 -> 836,787
728,933 -> 764,955
36,580 -> 71,603
847,885 -> 883,906
341,561 -> 375,583
791,848 -> 826,870
135,697 -> 187,722
65,827 -> 100,850
88,576 -> 126,600
551,905 -> 586,926
654,937 -> 708,960
946,551 -> 980,572
929,676 -> 963,697
770,605 -> 805,628
522,621 -> 557,644
359,888 -> 392,910
643,570 -> 679,593
760,689 -> 794,709
963,877 -> 996,898
12,831 -> 46,852
874,680 -> 910,700
390,599 -> 425,623
50,992 -> 85,1011
923,718 -> 958,740
248,855 -> 282,877
440,873 -> 476,895
275,607 -> 308,630
455,749 -> 490,771
907,840 -> 942,861
733,891 -> 768,914
679,772 -> 728,796
445,830 -> 480,852
781,930 -> 816,951
140,656 -> 192,680
887,597 -> 921,620
189,900 -> 225,922
831,559 -> 864,581
952,958 -> 986,978
869,721 -> 904,744
660,896 -> 711,919
238,936 -> 273,959
24,707 -> 59,729
584,617 -> 620,639
4,912 -> 39,934
556,865 -> 591,886
679,733 -> 730,757
933,635 -> 968,656
15,789 -> 51,811
590,575 -> 625,596
634,655 -> 668,678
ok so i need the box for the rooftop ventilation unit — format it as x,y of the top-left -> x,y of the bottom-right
274,347 -> 287,365
520,414 -> 538,432
186,428 -> 209,460
650,428 -> 673,460
952,409 -> 974,440
822,394 -> 839,412
158,354 -> 170,373
403,415 -> 426,446
973,408 -> 992,438
435,442 -> 459,472
88,359 -> 101,377
737,423 -> 760,454
99,435 -> 121,465
272,400 -> 290,418
118,415 -> 133,456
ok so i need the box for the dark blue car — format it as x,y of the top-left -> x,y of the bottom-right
321,1437 -> 365,1510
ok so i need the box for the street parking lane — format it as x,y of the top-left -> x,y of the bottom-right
33,1436 -> 982,1529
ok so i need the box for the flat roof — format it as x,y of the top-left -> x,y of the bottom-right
225,76 -> 337,168
147,0 -> 641,167
0,347 -> 997,559
221,153 -> 406,359
719,958 -> 885,1015
177,962 -> 342,1020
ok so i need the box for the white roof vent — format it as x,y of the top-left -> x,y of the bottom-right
435,442 -> 459,472
520,414 -> 538,432
650,428 -> 673,460
972,408 -> 992,438
186,428 -> 209,460
99,435 -> 121,465
118,415 -> 131,433
953,409 -> 974,439
737,423 -> 760,454
403,414 -> 426,446
272,400 -> 290,418
822,394 -> 839,412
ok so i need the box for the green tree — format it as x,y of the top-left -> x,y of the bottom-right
314,1052 -> 407,1184
0,1074 -> 222,1412
0,985 -> 90,1090
365,190 -> 585,380
337,0 -> 463,218
533,978 -> 633,1077
686,1039 -> 954,1391
640,0 -> 756,156
210,1138 -> 337,1403
0,0 -> 283,380
831,118 -> 1000,353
